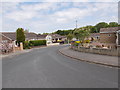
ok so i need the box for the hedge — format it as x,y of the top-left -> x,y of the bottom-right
29,40 -> 46,46
23,40 -> 46,49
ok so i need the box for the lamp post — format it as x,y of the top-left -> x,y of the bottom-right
76,20 -> 78,29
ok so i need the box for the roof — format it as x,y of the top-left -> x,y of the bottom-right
90,33 -> 100,37
100,27 -> 120,33
1,32 -> 16,41
1,32 -> 38,41
37,34 -> 47,39
25,32 -> 38,40
49,34 -> 66,39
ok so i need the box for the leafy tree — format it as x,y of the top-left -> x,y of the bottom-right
90,26 -> 98,33
24,29 -> 29,33
16,28 -> 25,46
73,28 -> 90,46
67,33 -> 73,44
109,22 -> 119,27
42,33 -> 49,35
95,22 -> 108,33
54,29 -> 73,36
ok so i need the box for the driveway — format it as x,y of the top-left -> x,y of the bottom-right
2,45 -> 118,88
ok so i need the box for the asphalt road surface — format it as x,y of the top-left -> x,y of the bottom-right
2,45 -> 118,88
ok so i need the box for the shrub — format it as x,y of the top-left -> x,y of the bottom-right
84,40 -> 90,43
23,41 -> 30,49
29,40 -> 46,46
73,42 -> 79,46
96,45 -> 102,48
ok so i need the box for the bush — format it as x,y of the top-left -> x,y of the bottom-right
73,43 -> 79,46
23,41 -> 30,49
96,45 -> 102,48
29,40 -> 46,46
84,40 -> 90,43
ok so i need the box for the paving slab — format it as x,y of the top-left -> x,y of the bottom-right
59,47 -> 119,68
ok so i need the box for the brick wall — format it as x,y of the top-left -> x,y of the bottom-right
100,33 -> 117,44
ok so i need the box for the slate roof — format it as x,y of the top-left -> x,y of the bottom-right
100,27 -> 120,33
1,32 -> 38,41
50,34 -> 66,39
1,32 -> 16,41
37,34 -> 47,39
90,33 -> 100,37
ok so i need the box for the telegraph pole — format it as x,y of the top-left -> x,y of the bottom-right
76,20 -> 77,28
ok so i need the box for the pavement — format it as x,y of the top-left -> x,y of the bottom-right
0,46 -> 47,59
59,47 -> 119,68
2,45 -> 118,88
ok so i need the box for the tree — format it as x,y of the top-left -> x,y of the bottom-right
42,33 -> 49,35
90,27 -> 98,33
73,28 -> 90,46
95,22 -> 108,33
67,33 -> 73,44
109,22 -> 119,27
54,29 -> 73,36
24,29 -> 29,33
16,28 -> 25,46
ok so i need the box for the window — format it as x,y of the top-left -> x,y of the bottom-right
108,34 -> 111,37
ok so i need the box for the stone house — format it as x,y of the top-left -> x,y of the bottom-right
100,27 -> 120,48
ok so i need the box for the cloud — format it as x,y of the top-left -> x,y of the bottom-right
1,0 -> 119,2
2,2 -> 118,33
5,10 -> 37,21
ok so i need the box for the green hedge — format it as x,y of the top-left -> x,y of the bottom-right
23,40 -> 46,49
29,40 -> 46,46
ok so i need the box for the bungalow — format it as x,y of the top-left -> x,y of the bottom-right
1,32 -> 67,45
1,32 -> 38,42
1,32 -> 39,49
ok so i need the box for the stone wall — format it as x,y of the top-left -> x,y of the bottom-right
71,46 -> 118,56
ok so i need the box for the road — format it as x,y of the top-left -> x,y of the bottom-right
2,45 -> 118,88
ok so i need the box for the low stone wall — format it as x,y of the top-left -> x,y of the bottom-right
71,46 -> 118,56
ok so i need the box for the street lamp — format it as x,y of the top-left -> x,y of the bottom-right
76,20 -> 78,29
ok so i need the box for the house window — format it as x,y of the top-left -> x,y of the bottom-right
108,34 -> 111,37
59,38 -> 62,40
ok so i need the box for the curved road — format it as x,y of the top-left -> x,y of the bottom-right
2,45 -> 118,88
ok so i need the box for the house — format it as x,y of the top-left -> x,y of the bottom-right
46,34 -> 52,44
1,32 -> 38,42
0,33 -> 13,43
0,33 -> 14,54
99,27 -> 120,48
46,34 -> 67,44
1,32 -> 67,45
89,33 -> 100,42
50,34 -> 67,43
37,34 -> 48,40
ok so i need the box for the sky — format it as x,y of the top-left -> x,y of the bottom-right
0,0 -> 119,34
